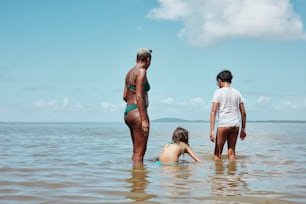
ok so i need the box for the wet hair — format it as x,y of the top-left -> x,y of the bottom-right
216,70 -> 233,83
172,127 -> 189,145
136,48 -> 152,62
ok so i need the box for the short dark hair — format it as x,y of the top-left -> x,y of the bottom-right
216,70 -> 233,83
172,127 -> 189,145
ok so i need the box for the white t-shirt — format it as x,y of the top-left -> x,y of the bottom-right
212,87 -> 243,127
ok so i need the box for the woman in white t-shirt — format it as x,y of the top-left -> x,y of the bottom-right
210,70 -> 247,161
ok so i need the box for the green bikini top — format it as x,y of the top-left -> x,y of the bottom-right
126,70 -> 150,92
126,82 -> 150,92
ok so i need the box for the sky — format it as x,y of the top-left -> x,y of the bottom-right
1,0 -> 306,122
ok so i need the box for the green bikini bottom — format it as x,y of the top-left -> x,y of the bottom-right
124,104 -> 138,117
154,161 -> 179,165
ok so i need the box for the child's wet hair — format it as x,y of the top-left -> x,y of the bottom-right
172,127 -> 189,145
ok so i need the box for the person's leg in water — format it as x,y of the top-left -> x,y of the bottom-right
227,127 -> 239,160
214,127 -> 228,161
125,109 -> 149,163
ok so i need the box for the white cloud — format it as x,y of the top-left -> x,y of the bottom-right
150,96 -> 210,120
63,98 -> 69,107
282,99 -> 297,109
34,99 -> 58,108
256,95 -> 271,103
158,96 -> 209,112
34,98 -> 85,112
189,97 -> 211,111
274,98 -> 302,110
147,0 -> 190,20
161,97 -> 206,106
189,97 -> 205,105
147,0 -> 306,46
161,97 -> 174,105
100,102 -> 124,112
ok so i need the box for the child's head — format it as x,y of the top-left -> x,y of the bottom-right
172,127 -> 189,145
216,70 -> 233,83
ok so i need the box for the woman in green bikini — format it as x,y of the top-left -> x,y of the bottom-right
123,48 -> 152,163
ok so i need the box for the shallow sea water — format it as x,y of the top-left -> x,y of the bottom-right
0,122 -> 305,204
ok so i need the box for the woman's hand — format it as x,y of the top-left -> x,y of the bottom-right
142,120 -> 149,137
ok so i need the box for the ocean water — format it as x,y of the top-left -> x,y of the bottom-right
0,121 -> 305,204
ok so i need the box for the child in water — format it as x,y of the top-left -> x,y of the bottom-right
156,127 -> 202,164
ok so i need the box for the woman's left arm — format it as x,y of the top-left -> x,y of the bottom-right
135,69 -> 149,136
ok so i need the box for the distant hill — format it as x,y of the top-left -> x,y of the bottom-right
151,118 -> 207,123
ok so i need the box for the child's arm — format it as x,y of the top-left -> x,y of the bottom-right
185,145 -> 202,162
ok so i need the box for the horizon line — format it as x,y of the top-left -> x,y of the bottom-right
1,119 -> 306,123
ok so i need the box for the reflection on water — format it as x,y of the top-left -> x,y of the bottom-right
157,163 -> 194,199
1,122 -> 306,203
125,163 -> 156,202
152,162 -> 198,203
209,160 -> 249,196
161,163 -> 191,179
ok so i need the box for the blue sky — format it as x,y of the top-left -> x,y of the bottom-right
1,0 -> 306,122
